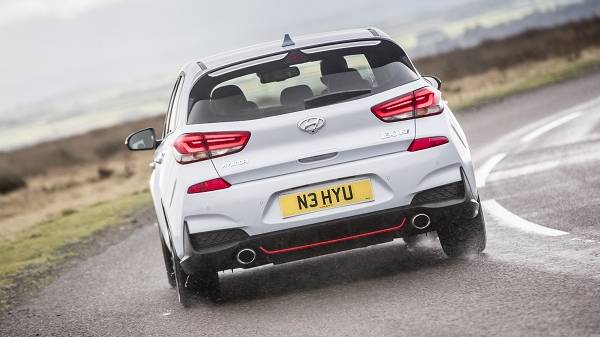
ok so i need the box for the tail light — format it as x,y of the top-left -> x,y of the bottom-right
371,87 -> 444,122
173,131 -> 250,164
187,178 -> 230,194
407,137 -> 449,152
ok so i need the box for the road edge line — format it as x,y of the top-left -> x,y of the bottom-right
482,199 -> 569,237
475,153 -> 507,188
520,111 -> 583,143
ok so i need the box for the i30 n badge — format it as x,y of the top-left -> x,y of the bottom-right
125,28 -> 486,306
297,116 -> 326,134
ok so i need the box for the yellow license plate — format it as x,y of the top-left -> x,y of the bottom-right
279,179 -> 374,218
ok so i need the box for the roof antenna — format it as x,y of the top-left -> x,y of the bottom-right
282,33 -> 295,47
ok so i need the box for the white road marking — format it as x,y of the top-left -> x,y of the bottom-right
482,199 -> 569,237
570,237 -> 599,244
520,111 -> 583,143
475,153 -> 507,188
487,160 -> 560,182
475,98 -> 597,242
488,150 -> 600,182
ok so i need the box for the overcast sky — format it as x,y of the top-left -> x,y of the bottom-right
0,0 -> 480,112
0,0 -> 567,115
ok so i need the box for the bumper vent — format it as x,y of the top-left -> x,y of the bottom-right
189,228 -> 249,250
411,181 -> 465,205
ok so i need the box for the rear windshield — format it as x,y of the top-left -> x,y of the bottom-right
188,40 -> 418,124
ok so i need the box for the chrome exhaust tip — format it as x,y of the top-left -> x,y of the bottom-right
236,248 -> 256,265
411,213 -> 431,230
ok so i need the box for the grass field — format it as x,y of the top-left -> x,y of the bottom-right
414,17 -> 600,81
1,17 -> 599,311
0,192 -> 150,310
444,46 -> 600,110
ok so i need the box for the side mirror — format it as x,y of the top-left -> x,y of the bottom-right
423,75 -> 442,90
125,128 -> 159,151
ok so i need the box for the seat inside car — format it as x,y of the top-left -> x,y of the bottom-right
320,56 -> 371,93
206,85 -> 259,121
280,85 -> 314,107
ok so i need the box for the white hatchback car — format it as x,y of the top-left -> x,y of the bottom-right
126,28 -> 485,306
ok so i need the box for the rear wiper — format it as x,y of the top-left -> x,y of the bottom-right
304,89 -> 372,109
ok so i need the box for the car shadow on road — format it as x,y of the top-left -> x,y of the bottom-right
215,239 -> 488,304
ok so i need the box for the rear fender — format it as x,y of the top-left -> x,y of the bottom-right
415,108 -> 478,199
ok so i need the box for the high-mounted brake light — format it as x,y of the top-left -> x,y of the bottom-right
187,178 -> 231,194
371,87 -> 444,122
407,136 -> 449,152
173,131 -> 250,164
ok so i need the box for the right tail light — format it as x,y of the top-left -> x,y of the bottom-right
371,87 -> 444,122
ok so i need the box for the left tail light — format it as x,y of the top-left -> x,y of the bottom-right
173,131 -> 250,164
371,87 -> 444,122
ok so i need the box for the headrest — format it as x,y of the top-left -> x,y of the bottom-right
320,56 -> 349,76
211,85 -> 246,100
280,85 -> 314,106
210,85 -> 250,116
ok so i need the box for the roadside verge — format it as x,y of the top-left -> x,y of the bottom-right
0,192 -> 151,312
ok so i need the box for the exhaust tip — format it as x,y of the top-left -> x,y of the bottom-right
236,248 -> 256,265
411,213 -> 431,230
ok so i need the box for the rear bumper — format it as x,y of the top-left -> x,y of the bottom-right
179,174 -> 476,274
182,138 -> 476,237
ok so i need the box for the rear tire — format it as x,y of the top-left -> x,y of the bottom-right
172,251 -> 196,307
159,230 -> 176,288
169,237 -> 222,307
438,205 -> 486,258
188,269 -> 222,303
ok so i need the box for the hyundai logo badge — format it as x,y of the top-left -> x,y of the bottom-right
297,117 -> 326,134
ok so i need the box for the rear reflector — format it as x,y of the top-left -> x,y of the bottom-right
187,178 -> 231,194
407,137 -> 449,152
371,86 -> 444,122
174,131 -> 250,164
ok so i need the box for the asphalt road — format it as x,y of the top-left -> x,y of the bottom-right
2,73 -> 600,337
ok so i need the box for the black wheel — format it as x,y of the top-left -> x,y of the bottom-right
188,269 -> 222,303
169,237 -> 222,307
159,230 -> 176,288
171,250 -> 196,307
437,205 -> 486,258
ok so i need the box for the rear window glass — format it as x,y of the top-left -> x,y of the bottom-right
188,40 -> 418,124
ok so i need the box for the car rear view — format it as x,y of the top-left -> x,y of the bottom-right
126,28 -> 486,306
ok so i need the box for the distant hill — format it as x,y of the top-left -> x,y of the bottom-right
414,16 -> 600,81
409,0 -> 600,57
